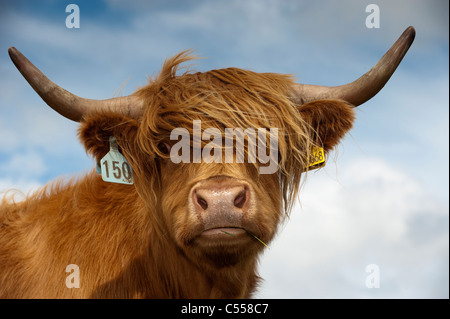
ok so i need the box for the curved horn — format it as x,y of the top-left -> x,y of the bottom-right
293,26 -> 416,106
8,47 -> 144,122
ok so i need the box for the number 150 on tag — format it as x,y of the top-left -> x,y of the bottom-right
102,160 -> 133,182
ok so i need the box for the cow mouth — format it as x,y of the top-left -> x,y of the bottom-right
191,227 -> 244,248
195,226 -> 251,249
197,226 -> 267,248
201,227 -> 247,238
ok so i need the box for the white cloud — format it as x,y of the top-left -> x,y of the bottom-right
256,157 -> 449,298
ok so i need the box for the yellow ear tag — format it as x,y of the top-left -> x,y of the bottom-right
100,137 -> 134,185
304,146 -> 325,172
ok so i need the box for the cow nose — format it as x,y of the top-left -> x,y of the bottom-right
191,178 -> 251,228
193,184 -> 249,212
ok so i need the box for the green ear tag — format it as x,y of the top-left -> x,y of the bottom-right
100,137 -> 134,185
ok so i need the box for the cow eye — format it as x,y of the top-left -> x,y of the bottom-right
157,142 -> 171,155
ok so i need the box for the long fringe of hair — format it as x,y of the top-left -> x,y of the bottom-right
134,50 -> 315,214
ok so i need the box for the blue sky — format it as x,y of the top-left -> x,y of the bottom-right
0,0 -> 448,298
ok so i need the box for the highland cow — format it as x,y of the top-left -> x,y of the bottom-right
0,27 -> 415,298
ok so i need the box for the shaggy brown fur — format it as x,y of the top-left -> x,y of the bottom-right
0,51 -> 355,298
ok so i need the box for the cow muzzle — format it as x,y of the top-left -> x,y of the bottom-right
189,176 -> 256,244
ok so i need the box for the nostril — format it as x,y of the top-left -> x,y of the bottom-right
196,194 -> 208,210
233,190 -> 247,209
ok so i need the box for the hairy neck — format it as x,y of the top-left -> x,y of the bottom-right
81,174 -> 259,298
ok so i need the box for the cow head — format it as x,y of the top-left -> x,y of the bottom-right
8,27 -> 415,270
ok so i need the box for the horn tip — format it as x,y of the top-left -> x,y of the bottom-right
8,46 -> 19,57
8,47 -> 17,59
405,26 -> 416,34
403,26 -> 416,44
8,47 -> 24,68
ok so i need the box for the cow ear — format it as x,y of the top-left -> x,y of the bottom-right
78,112 -> 139,163
298,99 -> 356,152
